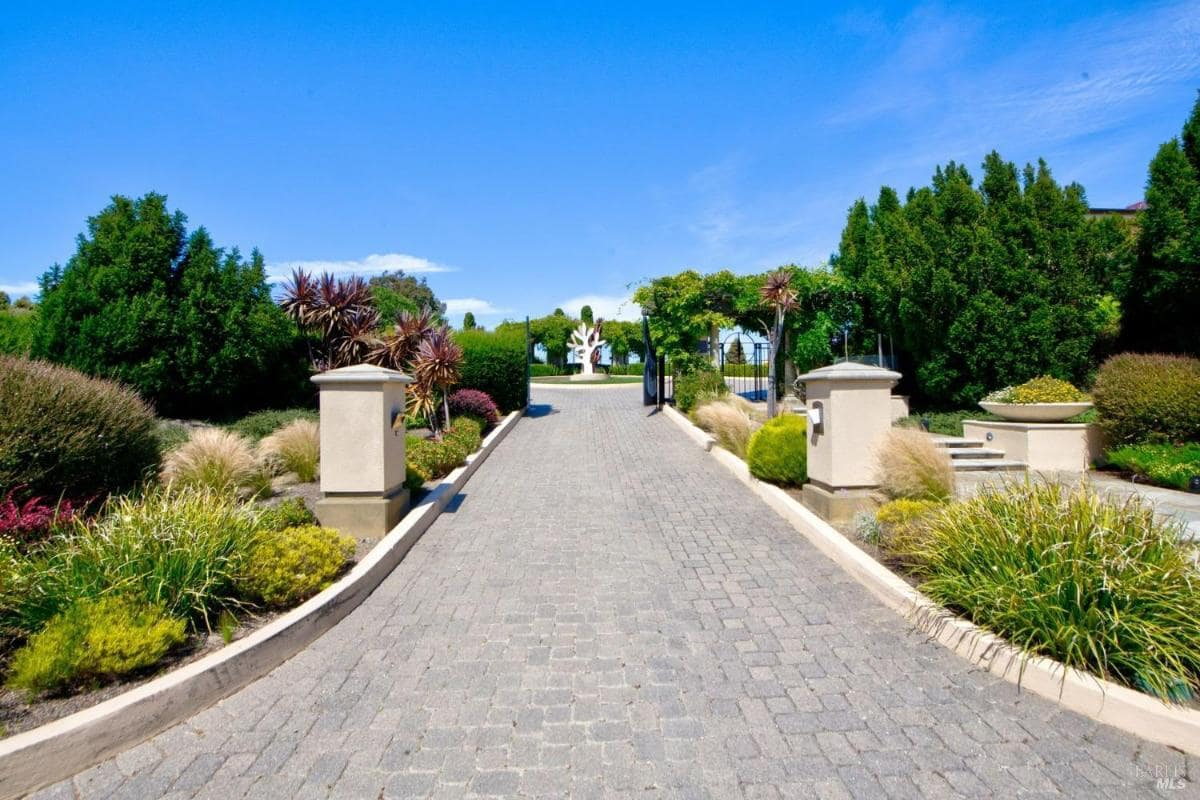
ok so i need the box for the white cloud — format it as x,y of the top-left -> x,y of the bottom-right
444,298 -> 511,316
266,252 -> 454,283
556,294 -> 642,322
0,281 -> 38,297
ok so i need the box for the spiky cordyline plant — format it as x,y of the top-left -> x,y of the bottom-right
282,270 -> 383,370
370,307 -> 434,371
759,270 -> 799,418
412,327 -> 463,432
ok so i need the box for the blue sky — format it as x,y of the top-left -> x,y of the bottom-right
2,2 -> 1198,325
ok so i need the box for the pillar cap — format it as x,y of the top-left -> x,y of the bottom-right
796,361 -> 901,384
311,364 -> 413,385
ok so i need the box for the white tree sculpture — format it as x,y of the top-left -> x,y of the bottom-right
569,319 -> 607,376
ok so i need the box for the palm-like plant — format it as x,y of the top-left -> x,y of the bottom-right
412,327 -> 463,432
760,270 -> 799,418
370,307 -> 434,371
281,270 -> 383,370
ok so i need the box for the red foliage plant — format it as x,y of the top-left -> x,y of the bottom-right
0,488 -> 77,550
448,389 -> 500,427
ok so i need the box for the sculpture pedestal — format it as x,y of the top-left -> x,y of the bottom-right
569,373 -> 606,382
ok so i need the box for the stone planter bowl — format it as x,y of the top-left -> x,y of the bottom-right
978,401 -> 1093,423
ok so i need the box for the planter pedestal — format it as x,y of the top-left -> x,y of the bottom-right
962,420 -> 1103,473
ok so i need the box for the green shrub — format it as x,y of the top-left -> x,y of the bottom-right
874,499 -> 942,564
746,414 -> 807,486
0,309 -> 35,356
0,356 -> 160,499
154,421 -> 192,455
226,408 -> 318,442
912,481 -> 1200,701
6,596 -> 186,696
240,525 -> 355,608
258,497 -> 317,532
31,193 -> 305,418
3,486 -> 262,637
1106,443 -> 1200,491
455,329 -> 527,412
675,370 -> 727,413
989,376 -> 1088,404
529,364 -> 560,377
404,465 -> 426,493
406,418 -> 483,482
1093,353 -> 1200,445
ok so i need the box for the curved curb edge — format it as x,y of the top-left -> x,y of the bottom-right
0,408 -> 525,800
677,415 -> 1200,757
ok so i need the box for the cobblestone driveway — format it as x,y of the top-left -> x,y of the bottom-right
36,386 -> 1196,799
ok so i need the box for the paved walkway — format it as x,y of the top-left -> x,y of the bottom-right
36,386 -> 1195,799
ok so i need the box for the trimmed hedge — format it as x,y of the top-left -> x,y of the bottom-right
746,414 -> 807,486
1093,353 -> 1200,445
455,329 -> 527,412
530,364 -> 561,377
0,356 -> 160,499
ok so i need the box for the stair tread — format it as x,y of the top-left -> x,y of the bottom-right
947,447 -> 1007,459
931,436 -> 986,448
952,459 -> 1027,471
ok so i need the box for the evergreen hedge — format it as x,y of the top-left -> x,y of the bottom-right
454,329 -> 527,412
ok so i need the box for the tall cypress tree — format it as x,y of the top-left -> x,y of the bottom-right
1123,93 -> 1200,356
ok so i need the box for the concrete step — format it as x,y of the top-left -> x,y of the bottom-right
946,447 -> 1007,460
951,459 -> 1027,472
931,435 -> 984,449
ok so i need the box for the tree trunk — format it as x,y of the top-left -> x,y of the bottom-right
767,309 -> 782,418
709,323 -> 720,369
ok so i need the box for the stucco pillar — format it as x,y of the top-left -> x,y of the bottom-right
795,362 -> 901,523
311,364 -> 413,539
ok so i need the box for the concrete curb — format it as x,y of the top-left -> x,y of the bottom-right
0,409 -> 524,800
674,414 -> 1200,757
662,404 -> 715,452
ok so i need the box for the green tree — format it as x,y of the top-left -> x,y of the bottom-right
462,311 -> 477,330
580,305 -> 594,325
602,319 -> 642,365
0,291 -> 9,310
832,153 -> 1120,406
528,312 -> 577,368
13,296 -> 33,310
1123,92 -> 1200,357
33,193 -> 302,417
368,270 -> 445,324
725,337 -> 746,365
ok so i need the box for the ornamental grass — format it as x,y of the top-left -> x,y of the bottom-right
161,427 -> 272,497
693,397 -> 756,458
874,428 -> 955,502
260,419 -> 320,483
910,480 -> 1200,701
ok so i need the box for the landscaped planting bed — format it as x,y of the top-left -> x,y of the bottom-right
0,352 -> 504,739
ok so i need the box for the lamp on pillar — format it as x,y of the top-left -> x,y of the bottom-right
795,361 -> 901,524
311,364 -> 413,539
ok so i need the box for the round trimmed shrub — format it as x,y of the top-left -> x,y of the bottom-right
1092,353 -> 1200,445
240,525 -> 356,608
0,356 -> 159,499
448,389 -> 500,427
746,414 -> 807,486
